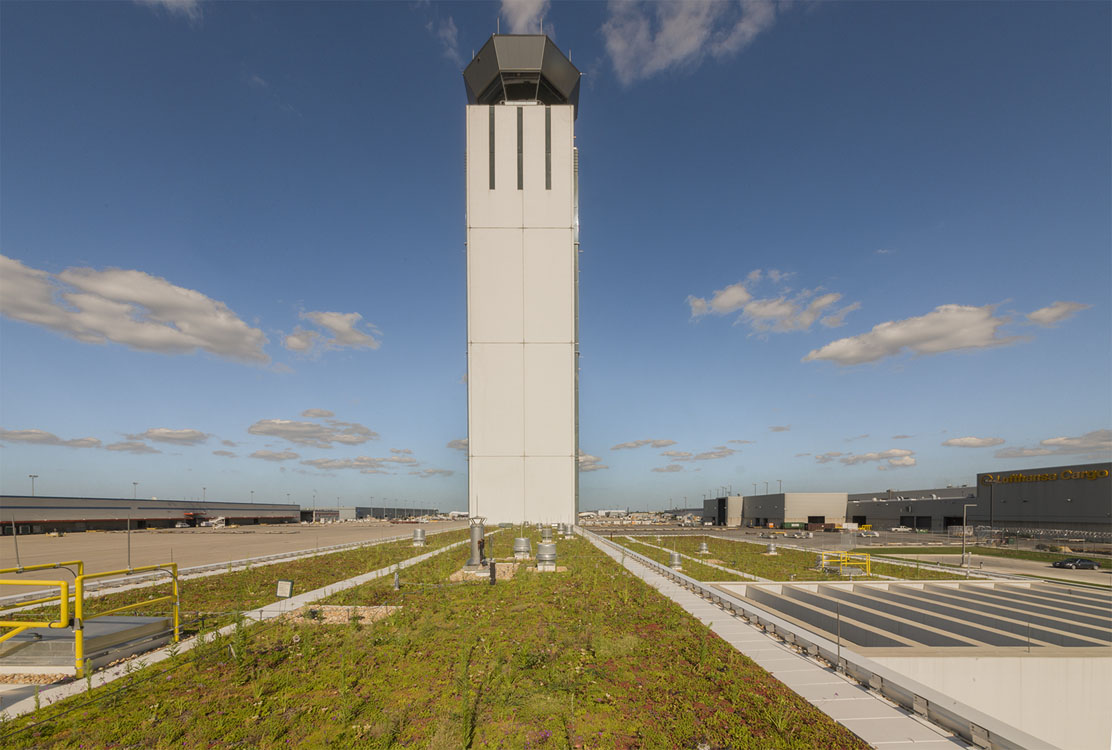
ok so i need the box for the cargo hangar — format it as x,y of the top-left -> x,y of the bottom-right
0,496 -> 442,534
0,496 -> 299,534
703,461 -> 1111,537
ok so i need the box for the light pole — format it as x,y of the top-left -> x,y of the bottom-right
753,483 -> 757,495
133,481 -> 138,500
962,503 -> 977,572
28,474 -> 38,496
777,479 -> 782,493
250,490 -> 255,504
764,481 -> 769,494
202,486 -> 206,502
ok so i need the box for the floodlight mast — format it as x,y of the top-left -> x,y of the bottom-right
463,35 -> 581,527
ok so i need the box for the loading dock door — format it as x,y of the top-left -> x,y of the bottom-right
915,515 -> 932,530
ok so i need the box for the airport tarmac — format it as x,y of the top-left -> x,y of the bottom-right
0,521 -> 467,597
878,551 -> 1112,586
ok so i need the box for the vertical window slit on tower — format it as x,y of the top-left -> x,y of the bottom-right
516,106 -> 523,190
488,106 -> 495,190
545,107 -> 552,190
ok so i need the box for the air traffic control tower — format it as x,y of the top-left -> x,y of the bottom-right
463,36 -> 580,525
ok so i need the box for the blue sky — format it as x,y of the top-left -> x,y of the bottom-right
2,0 -> 1109,511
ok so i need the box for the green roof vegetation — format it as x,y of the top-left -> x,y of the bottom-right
2,533 -> 868,749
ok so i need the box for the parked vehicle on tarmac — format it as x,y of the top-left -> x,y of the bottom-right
1051,558 -> 1100,570
858,530 -> 880,538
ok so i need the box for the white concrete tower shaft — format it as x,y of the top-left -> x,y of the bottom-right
463,35 -> 580,525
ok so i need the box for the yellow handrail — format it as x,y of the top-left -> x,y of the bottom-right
820,551 -> 872,576
0,560 -> 85,577
0,580 -> 71,645
74,563 -> 179,677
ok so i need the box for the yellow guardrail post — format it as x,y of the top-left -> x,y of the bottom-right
73,562 -> 180,678
74,573 -> 86,678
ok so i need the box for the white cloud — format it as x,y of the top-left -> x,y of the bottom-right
428,16 -> 463,66
727,439 -> 755,445
688,273 -> 858,334
0,428 -> 100,449
247,418 -> 378,449
135,0 -> 202,23
285,311 -> 381,353
106,441 -> 161,454
301,409 -> 334,418
652,464 -> 684,473
391,448 -> 413,455
817,448 -> 915,468
501,0 -> 550,34
769,425 -> 791,432
410,468 -> 454,478
690,447 -> 736,461
0,256 -> 269,363
942,436 -> 1005,448
221,439 -> 238,447
892,434 -> 914,440
1027,301 -> 1089,327
838,448 -> 916,468
603,0 -> 778,86
794,452 -> 811,457
249,450 -> 300,462
301,454 -> 419,473
611,438 -> 676,450
127,428 -> 207,445
283,329 -> 320,352
820,301 -> 861,328
447,438 -> 469,452
578,452 -> 608,472
687,282 -> 751,317
661,446 -> 737,462
995,429 -> 1111,459
804,304 -> 1017,366
845,434 -> 869,442
212,450 -> 236,458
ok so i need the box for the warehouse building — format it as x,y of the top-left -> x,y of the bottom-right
700,462 -> 1109,536
847,462 -> 1110,534
309,506 -> 439,522
740,493 -> 849,529
0,495 -> 298,534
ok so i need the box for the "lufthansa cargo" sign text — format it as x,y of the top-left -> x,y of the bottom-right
980,468 -> 1110,485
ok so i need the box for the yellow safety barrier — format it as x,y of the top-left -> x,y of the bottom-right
0,580 -> 71,645
0,561 -> 84,609
820,551 -> 872,576
75,563 -> 180,677
0,560 -> 85,578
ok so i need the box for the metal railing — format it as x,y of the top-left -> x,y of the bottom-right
819,550 -> 872,576
0,561 -> 82,645
0,560 -> 180,677
74,563 -> 180,677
